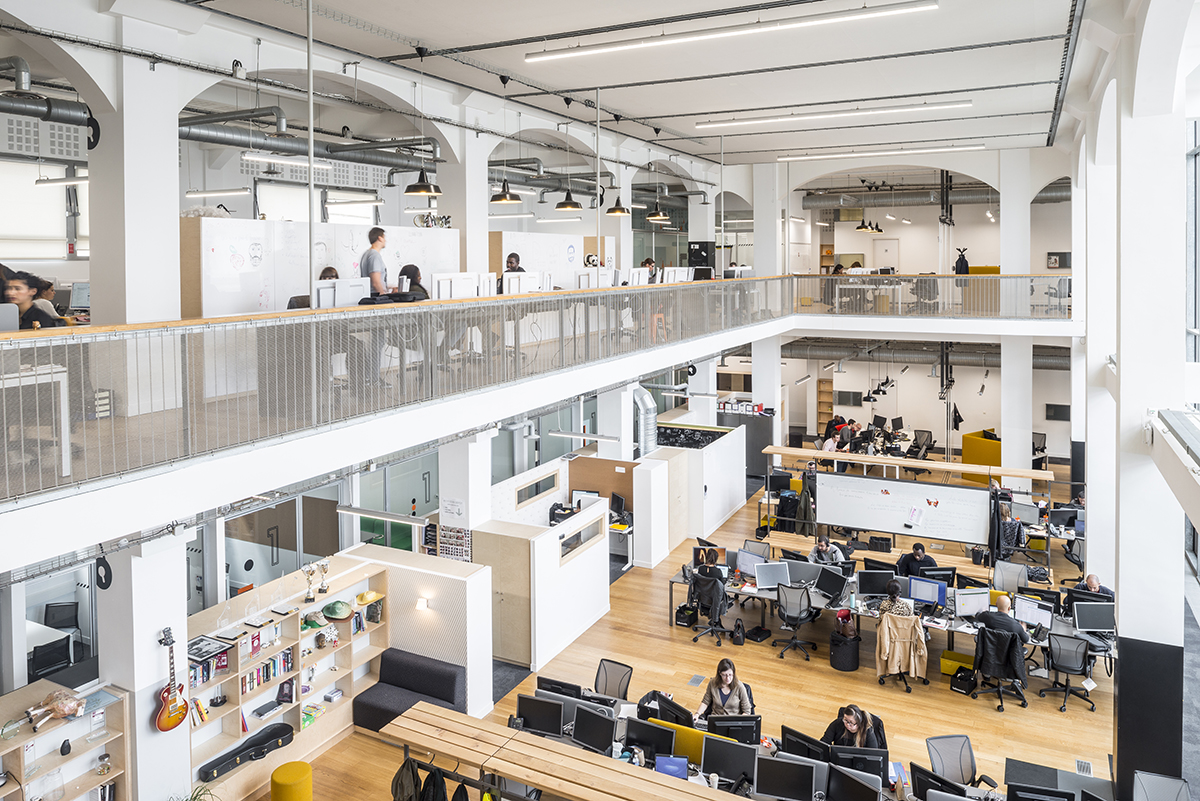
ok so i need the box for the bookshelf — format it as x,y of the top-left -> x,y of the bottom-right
186,556 -> 388,798
817,378 -> 834,436
0,680 -> 130,801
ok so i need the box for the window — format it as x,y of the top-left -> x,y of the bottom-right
516,472 -> 558,508
325,189 -> 378,225
1188,120 -> 1199,366
0,160 -> 68,257
257,182 -> 312,222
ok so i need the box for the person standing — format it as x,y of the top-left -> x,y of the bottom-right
359,227 -> 392,295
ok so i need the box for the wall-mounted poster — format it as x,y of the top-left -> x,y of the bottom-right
1047,251 -> 1071,269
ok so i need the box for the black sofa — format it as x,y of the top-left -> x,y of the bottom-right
353,648 -> 467,731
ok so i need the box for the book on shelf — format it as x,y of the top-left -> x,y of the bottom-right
188,650 -> 230,688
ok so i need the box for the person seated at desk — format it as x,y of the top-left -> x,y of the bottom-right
878,580 -> 913,617
6,272 -> 64,330
399,264 -> 429,300
836,421 -> 862,473
319,266 -> 339,280
895,543 -> 937,578
998,504 -> 1024,561
496,252 -> 525,294
809,534 -> 846,565
974,594 -> 1029,643
821,704 -> 880,749
693,658 -> 752,720
823,414 -> 846,442
1074,574 -> 1114,599
698,548 -> 724,581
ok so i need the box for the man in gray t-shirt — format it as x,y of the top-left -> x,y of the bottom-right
360,227 -> 390,294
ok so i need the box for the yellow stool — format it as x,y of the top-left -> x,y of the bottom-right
271,761 -> 313,801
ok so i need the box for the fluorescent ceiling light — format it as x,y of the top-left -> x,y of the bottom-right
546,430 -> 620,442
185,187 -> 251,198
630,202 -> 648,209
902,218 -> 912,224
815,221 -> 830,227
790,216 -> 806,223
336,505 -> 427,526
662,391 -> 690,398
722,220 -> 754,225
526,0 -> 938,62
490,212 -> 536,219
490,184 -> 537,196
536,216 -> 582,223
35,175 -> 89,186
326,198 -> 384,206
778,144 -> 985,162
697,99 -> 970,130
795,374 -> 813,385
404,206 -> 437,213
243,151 -> 332,170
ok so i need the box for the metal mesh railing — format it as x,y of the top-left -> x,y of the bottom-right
0,273 -> 1068,504
791,274 -> 1072,319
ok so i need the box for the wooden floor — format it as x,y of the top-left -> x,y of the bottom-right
265,463 -> 1109,799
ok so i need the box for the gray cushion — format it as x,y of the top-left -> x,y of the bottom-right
354,682 -> 455,732
378,648 -> 466,709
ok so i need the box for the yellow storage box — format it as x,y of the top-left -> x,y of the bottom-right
940,650 -> 974,676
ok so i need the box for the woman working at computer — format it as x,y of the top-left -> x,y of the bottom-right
877,580 -> 913,617
697,548 -> 724,580
820,704 -> 880,748
694,658 -> 752,720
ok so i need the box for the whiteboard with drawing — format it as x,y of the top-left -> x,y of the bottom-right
814,472 -> 991,545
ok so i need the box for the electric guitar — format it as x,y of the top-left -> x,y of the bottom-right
155,627 -> 188,732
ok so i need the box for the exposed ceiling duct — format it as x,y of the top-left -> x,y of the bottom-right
633,386 -> 658,457
488,157 -> 546,176
802,180 -> 1070,209
731,340 -> 1071,371
177,121 -> 433,172
179,106 -> 288,135
328,135 -> 440,160
0,55 -> 90,126
0,55 -> 32,93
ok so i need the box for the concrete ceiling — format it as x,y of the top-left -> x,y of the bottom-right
195,0 -> 1080,165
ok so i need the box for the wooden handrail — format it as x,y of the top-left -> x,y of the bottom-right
763,445 -> 1055,481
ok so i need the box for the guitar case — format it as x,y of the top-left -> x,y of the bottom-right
197,723 -> 295,782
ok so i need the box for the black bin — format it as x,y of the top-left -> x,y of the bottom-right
829,632 -> 861,672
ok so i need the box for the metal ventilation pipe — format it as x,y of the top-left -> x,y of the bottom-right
488,157 -> 546,176
0,55 -> 32,93
801,181 -> 1071,209
0,57 -> 90,126
329,135 -> 441,160
488,166 -> 600,198
761,343 -> 1071,371
632,191 -> 689,209
177,122 -> 432,171
179,106 -> 288,135
633,387 -> 658,456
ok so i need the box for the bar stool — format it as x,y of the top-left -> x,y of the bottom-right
272,761 -> 313,801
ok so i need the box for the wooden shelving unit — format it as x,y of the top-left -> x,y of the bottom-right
817,378 -> 835,438
0,680 -> 130,801
187,557 -> 388,798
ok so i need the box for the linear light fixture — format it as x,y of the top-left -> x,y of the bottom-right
489,211 -> 536,219
326,198 -> 384,206
546,430 -> 620,442
795,374 -> 813,385
662,390 -> 719,399
490,184 -> 538,196
822,361 -> 837,371
790,216 -> 806,223
185,187 -> 251,198
336,506 -> 427,527
630,202 -> 648,209
404,206 -> 437,213
815,221 -> 830,227
697,99 -> 971,130
525,0 -> 938,62
778,144 -> 985,162
536,216 -> 582,223
35,175 -> 89,187
243,151 -> 332,170
902,218 -> 912,224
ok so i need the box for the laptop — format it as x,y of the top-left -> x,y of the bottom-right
655,755 -> 688,778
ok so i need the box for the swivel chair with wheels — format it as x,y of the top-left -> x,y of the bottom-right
697,538 -> 718,548
876,613 -> 929,692
44,601 -> 80,661
690,574 -> 734,645
594,658 -> 633,700
1039,633 -> 1095,712
925,735 -> 998,790
972,627 -> 1027,711
1059,537 -> 1085,586
772,584 -> 819,661
902,444 -> 931,477
29,638 -> 71,679
741,540 -> 769,559
1132,771 -> 1191,801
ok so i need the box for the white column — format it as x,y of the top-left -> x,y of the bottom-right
97,534 -> 191,800
689,193 -> 716,262
597,383 -> 636,461
1000,336 -> 1033,493
689,357 -> 719,426
439,131 -> 493,272
999,150 -> 1033,274
438,430 -> 498,530
752,162 -> 781,276
752,337 -> 783,457
0,583 -> 27,693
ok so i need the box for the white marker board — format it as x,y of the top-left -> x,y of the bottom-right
815,472 -> 991,545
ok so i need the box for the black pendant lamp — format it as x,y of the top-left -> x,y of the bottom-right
855,218 -> 870,232
647,203 -> 670,222
606,197 -> 631,216
405,168 -> 442,196
490,179 -> 522,204
555,188 -> 583,212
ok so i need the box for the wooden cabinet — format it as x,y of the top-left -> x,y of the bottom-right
816,378 -> 834,438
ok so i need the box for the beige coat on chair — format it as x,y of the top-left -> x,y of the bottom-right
875,613 -> 928,679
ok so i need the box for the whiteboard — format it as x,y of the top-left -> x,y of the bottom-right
814,472 -> 991,545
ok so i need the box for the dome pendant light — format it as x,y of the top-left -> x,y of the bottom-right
856,218 -> 870,232
405,168 -> 442,196
490,179 -> 522,204
647,202 -> 670,222
555,188 -> 583,212
606,197 -> 631,216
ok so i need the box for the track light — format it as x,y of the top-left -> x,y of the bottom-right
900,365 -> 910,374
822,362 -> 836,371
778,144 -> 985,162
185,187 -> 251,198
697,99 -> 971,129
795,374 -> 812,386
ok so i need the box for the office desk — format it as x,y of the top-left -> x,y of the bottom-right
667,570 -> 776,628
25,619 -> 73,664
1004,758 -> 1114,801
2,365 -> 70,477
378,701 -> 517,769
762,446 -> 1056,483
761,532 -> 1001,584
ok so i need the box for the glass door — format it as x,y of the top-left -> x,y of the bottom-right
225,500 -> 299,596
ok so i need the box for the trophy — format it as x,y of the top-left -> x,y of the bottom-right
301,563 -> 316,603
317,558 -> 330,594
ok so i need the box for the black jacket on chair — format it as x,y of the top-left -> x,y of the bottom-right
690,575 -> 730,623
974,627 -> 1027,685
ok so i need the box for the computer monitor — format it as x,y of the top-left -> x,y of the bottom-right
785,560 -> 825,587
653,691 -> 695,729
756,756 -> 816,801
1013,594 -> 1054,629
830,746 -> 889,785
624,717 -> 676,761
814,566 -> 848,603
516,694 -> 563,737
536,676 -> 582,699
780,726 -> 831,762
919,566 -> 956,585
611,493 -> 626,516
862,557 -> 896,574
1010,501 -> 1041,523
1048,508 -> 1077,529
909,763 -> 967,801
701,736 -> 758,784
1016,586 -> 1061,615
693,546 -> 728,567
828,764 -> 881,801
768,473 -> 794,493
832,560 -> 857,578
992,560 -> 1028,594
908,576 -> 946,607
954,587 -> 990,618
571,490 -> 599,506
738,548 -> 768,575
1080,792 -> 1106,801
873,415 -> 887,430
1006,784 -> 1075,801
755,562 -> 791,591
707,714 -> 762,745
1065,587 -> 1109,617
71,281 -> 90,310
892,417 -> 904,431
856,571 -> 893,597
780,550 -> 808,563
572,705 -> 616,754
1073,602 -> 1116,632
956,574 -> 988,590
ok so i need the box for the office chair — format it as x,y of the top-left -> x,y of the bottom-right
697,538 -> 717,548
1060,537 -> 1085,586
1132,771 -> 1191,801
743,681 -> 756,713
876,613 -> 929,692
286,295 -> 311,309
902,445 -> 931,477
971,627 -> 1027,711
912,275 -> 940,314
690,574 -> 734,645
925,736 -> 997,790
594,658 -> 633,700
780,549 -> 807,562
772,584 -> 819,661
1039,633 -> 1095,712
44,601 -> 80,660
871,714 -> 887,749
1045,277 -> 1071,314
29,638 -> 72,679
742,540 -> 770,559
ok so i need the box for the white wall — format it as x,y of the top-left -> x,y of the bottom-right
701,425 -> 747,534
632,459 -> 669,568
491,458 -> 570,526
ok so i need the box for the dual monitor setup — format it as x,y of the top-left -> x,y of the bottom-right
910,762 -> 1109,801
692,547 -> 852,602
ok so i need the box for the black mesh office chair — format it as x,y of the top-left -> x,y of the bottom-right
1060,537 -> 1085,586
29,638 -> 71,679
1039,633 -> 1095,712
44,602 -> 80,660
902,444 -> 931,477
771,584 -> 819,661
925,735 -> 998,789
697,538 -> 718,548
691,574 -> 734,645
971,627 -> 1027,711
594,659 -> 633,700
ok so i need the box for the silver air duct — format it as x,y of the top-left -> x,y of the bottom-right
178,121 -> 432,172
633,387 -> 658,457
762,343 -> 1071,371
0,55 -> 32,93
0,56 -> 90,126
179,106 -> 288,135
801,181 -> 1071,209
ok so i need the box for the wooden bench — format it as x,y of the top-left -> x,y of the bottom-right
376,701 -> 517,768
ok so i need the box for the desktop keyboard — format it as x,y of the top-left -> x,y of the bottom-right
581,691 -> 619,707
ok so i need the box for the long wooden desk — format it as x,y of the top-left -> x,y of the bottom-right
378,701 -> 518,769
762,446 -> 1056,482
